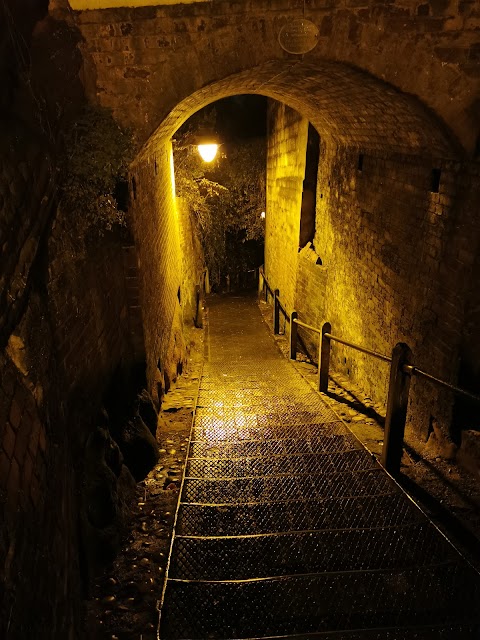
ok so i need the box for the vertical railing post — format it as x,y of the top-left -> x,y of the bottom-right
290,312 -> 298,360
381,343 -> 413,476
194,284 -> 203,328
258,267 -> 264,301
273,289 -> 280,335
318,322 -> 332,392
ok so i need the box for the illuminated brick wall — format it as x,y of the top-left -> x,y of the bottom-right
265,101 -> 308,315
129,143 -> 204,404
265,102 -> 480,443
312,145 -> 480,440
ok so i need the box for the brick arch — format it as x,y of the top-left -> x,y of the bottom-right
134,59 -> 459,164
63,1 -> 479,156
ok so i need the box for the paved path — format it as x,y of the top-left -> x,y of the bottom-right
159,295 -> 480,639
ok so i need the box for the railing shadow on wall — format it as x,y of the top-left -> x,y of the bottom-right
258,267 -> 480,477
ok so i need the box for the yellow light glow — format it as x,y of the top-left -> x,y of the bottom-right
198,144 -> 219,163
70,0 -> 203,8
170,146 -> 176,198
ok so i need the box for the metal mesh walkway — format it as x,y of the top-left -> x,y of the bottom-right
158,295 -> 480,639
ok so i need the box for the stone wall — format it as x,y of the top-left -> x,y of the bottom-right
0,349 -> 82,639
0,167 -> 136,637
265,101 -> 308,315
295,244 -> 328,361
0,126 -> 85,636
48,230 -> 134,399
265,100 -> 480,445
54,0 -> 480,155
131,143 -> 192,403
122,244 -> 147,363
0,3 -> 141,634
177,197 -> 205,327
313,144 -> 480,440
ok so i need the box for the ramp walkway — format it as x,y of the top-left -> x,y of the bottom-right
159,295 -> 480,639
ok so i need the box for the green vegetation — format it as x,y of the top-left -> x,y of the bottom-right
58,105 -> 134,243
173,129 -> 266,289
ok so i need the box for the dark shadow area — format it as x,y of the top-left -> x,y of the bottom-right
398,469 -> 480,570
325,374 -> 386,426
325,390 -> 385,425
402,441 -> 480,514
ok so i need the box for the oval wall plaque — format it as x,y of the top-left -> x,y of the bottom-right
278,18 -> 319,55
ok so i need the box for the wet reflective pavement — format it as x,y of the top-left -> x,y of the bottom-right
159,295 -> 480,639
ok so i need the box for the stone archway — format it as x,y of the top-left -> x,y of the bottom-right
136,59 -> 459,161
53,0 -> 480,155
129,57 -> 474,443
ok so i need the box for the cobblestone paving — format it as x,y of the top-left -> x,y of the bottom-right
159,295 -> 480,639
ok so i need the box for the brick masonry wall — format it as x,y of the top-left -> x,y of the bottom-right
47,230 -> 134,398
311,143 -> 479,440
265,99 -> 480,442
122,245 -> 147,362
0,199 -> 137,637
177,197 -> 204,326
295,245 -> 328,360
130,143 -> 186,401
0,85 -> 136,640
265,101 -> 308,316
0,350 -> 82,639
52,0 -> 480,155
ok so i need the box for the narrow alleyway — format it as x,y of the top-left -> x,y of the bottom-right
159,295 -> 480,639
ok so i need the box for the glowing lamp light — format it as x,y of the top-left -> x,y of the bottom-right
198,143 -> 219,163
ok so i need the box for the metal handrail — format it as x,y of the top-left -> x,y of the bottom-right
293,319 -> 392,364
259,268 -> 289,320
277,299 -> 289,320
404,365 -> 480,404
324,332 -> 392,364
294,319 -> 321,334
258,269 -> 480,476
260,269 -> 273,295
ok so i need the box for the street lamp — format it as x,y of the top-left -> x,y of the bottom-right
196,129 -> 220,163
198,143 -> 219,162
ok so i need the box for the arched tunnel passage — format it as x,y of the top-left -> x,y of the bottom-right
129,58 -> 475,447
137,59 -> 460,160
81,53 -> 476,637
2,4 -> 480,637
171,95 -> 268,295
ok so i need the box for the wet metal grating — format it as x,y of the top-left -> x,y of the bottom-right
159,296 -> 480,639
